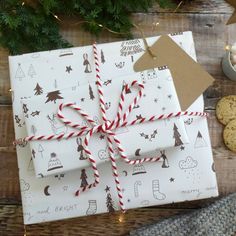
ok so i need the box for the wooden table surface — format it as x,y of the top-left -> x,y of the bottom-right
1,0 -> 236,235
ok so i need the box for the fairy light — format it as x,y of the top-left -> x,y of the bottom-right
22,2 -> 25,6
53,14 -> 62,22
118,214 -> 124,223
225,45 -> 231,51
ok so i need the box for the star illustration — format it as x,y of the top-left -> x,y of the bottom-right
127,199 -> 131,203
167,94 -> 172,99
154,98 -> 158,103
162,107 -> 166,111
99,134 -> 105,140
121,188 -> 125,193
226,0 -> 236,25
143,94 -> 146,97
81,98 -> 85,102
105,185 -> 110,192
31,111 -> 40,116
169,177 -> 175,182
180,145 -> 185,151
66,65 -> 72,73
157,85 -> 162,89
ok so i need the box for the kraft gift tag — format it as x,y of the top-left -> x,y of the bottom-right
134,35 -> 215,110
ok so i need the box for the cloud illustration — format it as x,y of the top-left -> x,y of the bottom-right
20,179 -> 30,192
179,156 -> 198,169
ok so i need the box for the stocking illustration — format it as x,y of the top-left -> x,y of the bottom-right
86,200 -> 97,215
152,180 -> 166,200
76,138 -> 87,160
83,53 -> 92,73
80,169 -> 88,188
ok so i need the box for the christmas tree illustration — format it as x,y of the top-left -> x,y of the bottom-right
194,131 -> 207,148
101,50 -> 105,63
89,85 -> 95,100
104,185 -> 115,213
34,83 -> 43,95
80,169 -> 88,188
106,193 -> 115,213
15,63 -> 25,81
38,144 -> 44,158
28,64 -> 36,78
45,90 -> 63,104
173,123 -> 183,147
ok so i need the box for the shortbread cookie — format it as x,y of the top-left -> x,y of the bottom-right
216,95 -> 236,125
223,119 -> 236,152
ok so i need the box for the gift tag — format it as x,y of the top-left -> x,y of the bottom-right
134,35 -> 215,110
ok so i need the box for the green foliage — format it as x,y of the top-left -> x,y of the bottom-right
0,0 -> 180,55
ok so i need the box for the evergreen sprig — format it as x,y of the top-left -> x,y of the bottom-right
0,0 -> 182,55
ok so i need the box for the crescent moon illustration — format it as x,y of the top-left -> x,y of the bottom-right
122,170 -> 128,176
135,148 -> 141,156
212,163 -> 215,172
44,185 -> 51,196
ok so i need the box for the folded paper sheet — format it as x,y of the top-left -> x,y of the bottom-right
22,68 -> 188,177
9,31 -> 218,224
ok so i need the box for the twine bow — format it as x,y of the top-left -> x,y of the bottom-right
14,43 -> 208,212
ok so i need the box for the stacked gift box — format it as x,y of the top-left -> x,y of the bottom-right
9,31 -> 218,224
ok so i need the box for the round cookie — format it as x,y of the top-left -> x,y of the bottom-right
223,119 -> 236,152
216,95 -> 236,125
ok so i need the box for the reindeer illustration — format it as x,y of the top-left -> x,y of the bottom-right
76,138 -> 87,160
47,114 -> 67,135
160,150 -> 169,168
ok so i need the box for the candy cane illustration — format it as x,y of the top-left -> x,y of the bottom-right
134,180 -> 142,198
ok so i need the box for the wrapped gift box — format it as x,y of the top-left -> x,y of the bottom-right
9,31 -> 218,224
22,67 -> 188,177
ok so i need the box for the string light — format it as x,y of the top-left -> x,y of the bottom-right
53,14 -> 62,22
225,45 -> 231,51
22,2 -> 25,6
118,214 -> 124,223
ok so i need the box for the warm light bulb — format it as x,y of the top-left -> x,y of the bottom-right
225,45 -> 231,51
118,215 -> 124,223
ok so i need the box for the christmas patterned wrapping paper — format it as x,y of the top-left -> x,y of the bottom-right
22,67 -> 188,177
9,31 -> 218,224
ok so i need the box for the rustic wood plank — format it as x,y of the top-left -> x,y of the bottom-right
149,0 -> 233,13
0,205 -> 194,236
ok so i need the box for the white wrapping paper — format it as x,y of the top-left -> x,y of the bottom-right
22,67 -> 188,177
9,31 -> 218,224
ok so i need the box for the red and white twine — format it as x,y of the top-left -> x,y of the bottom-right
14,43 -> 208,212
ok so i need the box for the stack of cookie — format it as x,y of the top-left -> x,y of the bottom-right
216,96 -> 236,152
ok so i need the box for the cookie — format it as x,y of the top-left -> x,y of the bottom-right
223,119 -> 236,152
216,95 -> 236,125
